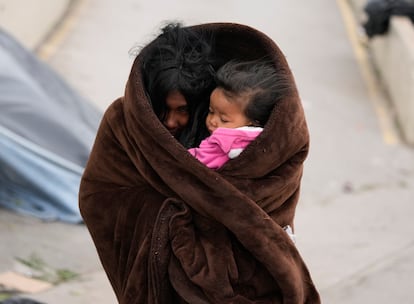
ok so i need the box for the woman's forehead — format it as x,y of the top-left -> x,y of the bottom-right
166,90 -> 187,108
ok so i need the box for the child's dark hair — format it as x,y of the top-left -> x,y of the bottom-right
215,59 -> 294,127
141,23 -> 216,147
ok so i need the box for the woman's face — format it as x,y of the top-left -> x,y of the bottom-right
163,90 -> 190,137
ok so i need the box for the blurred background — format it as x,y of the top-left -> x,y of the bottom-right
0,0 -> 413,303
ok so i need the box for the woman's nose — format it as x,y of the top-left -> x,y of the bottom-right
164,112 -> 177,129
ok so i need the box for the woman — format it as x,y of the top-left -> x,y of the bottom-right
140,23 -> 217,147
79,23 -> 320,303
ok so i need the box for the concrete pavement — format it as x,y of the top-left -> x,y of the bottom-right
1,0 -> 414,303
0,0 -> 71,50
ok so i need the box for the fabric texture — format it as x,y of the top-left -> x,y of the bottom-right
188,126 -> 263,169
79,22 -> 320,303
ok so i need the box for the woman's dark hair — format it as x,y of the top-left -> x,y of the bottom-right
141,23 -> 216,148
215,59 -> 294,127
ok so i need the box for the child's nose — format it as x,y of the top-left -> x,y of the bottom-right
208,115 -> 217,127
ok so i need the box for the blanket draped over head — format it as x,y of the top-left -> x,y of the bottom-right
79,23 -> 320,304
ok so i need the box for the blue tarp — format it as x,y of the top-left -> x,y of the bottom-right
0,28 -> 102,223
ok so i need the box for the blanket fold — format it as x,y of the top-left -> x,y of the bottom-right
80,22 -> 320,303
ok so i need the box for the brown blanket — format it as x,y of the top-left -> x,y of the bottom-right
79,23 -> 320,303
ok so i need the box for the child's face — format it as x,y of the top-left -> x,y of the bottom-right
206,88 -> 252,134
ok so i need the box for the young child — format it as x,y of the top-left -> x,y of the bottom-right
188,59 -> 293,170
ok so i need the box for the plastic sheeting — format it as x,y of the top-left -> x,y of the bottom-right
0,28 -> 102,223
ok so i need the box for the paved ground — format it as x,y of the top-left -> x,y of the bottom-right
1,0 -> 414,303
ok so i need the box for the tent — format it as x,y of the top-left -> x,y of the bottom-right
0,28 -> 102,223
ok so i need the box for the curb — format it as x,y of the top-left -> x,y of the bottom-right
344,0 -> 414,146
337,0 -> 401,145
36,0 -> 89,60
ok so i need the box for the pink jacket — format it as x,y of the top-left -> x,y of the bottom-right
188,126 -> 263,169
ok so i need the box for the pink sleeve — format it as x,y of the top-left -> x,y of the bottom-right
187,133 -> 231,169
